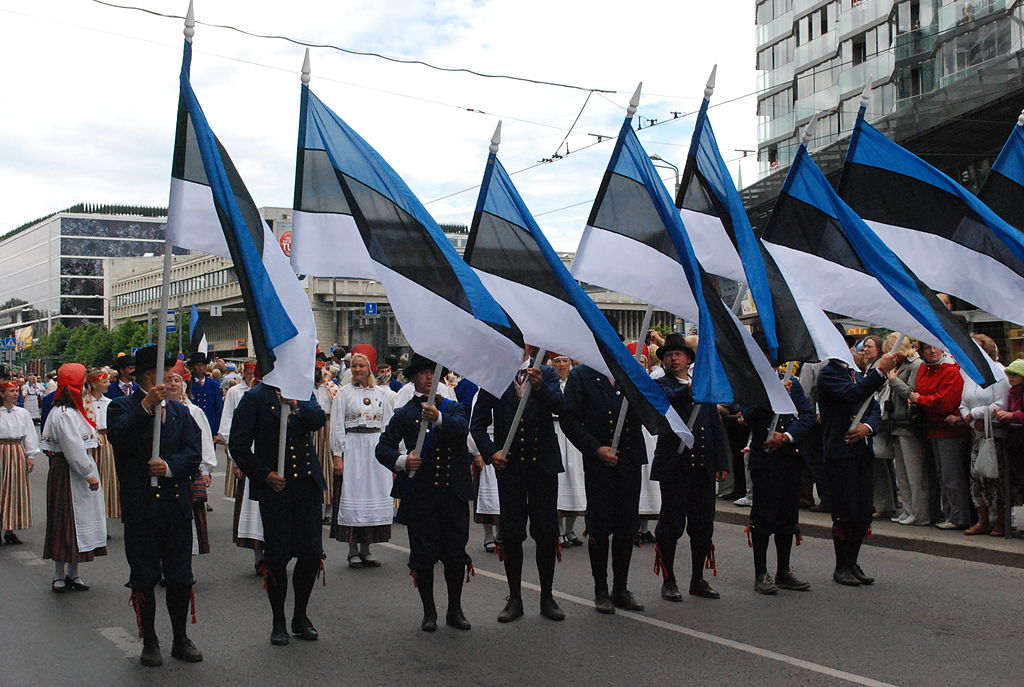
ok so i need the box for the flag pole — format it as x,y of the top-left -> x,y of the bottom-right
611,303 -> 654,451
768,361 -> 797,434
277,399 -> 290,477
151,1 -> 195,487
412,361 -> 446,461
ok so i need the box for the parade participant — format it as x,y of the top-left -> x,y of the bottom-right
164,364 -> 217,556
550,354 -> 585,547
560,354 -> 648,614
85,369 -> 118,520
650,334 -> 729,602
314,353 -> 339,524
471,346 -> 565,623
629,343 -> 660,546
20,374 -> 44,424
219,361 -> 264,569
330,351 -> 395,567
107,346 -> 204,666
229,376 -> 327,646
376,354 -> 474,632
1,380 -> 40,545
818,350 -> 899,586
739,364 -> 815,594
378,355 -> 404,392
187,352 -> 222,441
106,354 -> 136,400
40,365 -> 105,591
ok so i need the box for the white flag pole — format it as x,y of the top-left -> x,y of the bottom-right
277,399 -> 290,477
151,2 -> 196,488
611,303 -> 654,452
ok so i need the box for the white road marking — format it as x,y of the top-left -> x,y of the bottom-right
379,542 -> 897,687
9,550 -> 47,566
97,627 -> 140,659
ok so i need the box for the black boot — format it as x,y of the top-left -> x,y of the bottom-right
165,583 -> 203,662
498,541 -> 524,623
443,562 -> 471,630
689,544 -> 720,599
832,523 -> 860,587
610,534 -> 644,611
291,558 -> 320,640
847,524 -> 874,585
656,541 -> 682,602
133,589 -> 162,667
536,537 -> 563,620
414,567 -> 437,632
264,563 -> 290,645
588,535 -> 614,614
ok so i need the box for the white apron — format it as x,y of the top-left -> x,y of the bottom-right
237,477 -> 264,542
337,432 -> 394,527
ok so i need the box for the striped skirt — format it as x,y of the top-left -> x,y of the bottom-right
313,424 -> 334,505
0,442 -> 32,531
224,453 -> 237,498
192,501 -> 210,555
43,453 -> 107,563
92,440 -> 121,519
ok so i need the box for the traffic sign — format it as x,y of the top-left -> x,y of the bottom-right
210,304 -> 223,317
364,302 -> 378,316
0,337 -> 15,350
166,310 -> 176,333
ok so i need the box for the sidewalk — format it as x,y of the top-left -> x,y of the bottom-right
715,500 -> 1024,569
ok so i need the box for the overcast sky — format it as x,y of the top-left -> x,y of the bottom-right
1,0 -> 759,251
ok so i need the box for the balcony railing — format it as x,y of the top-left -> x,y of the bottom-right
757,10 -> 795,47
837,52 -> 896,94
756,61 -> 796,92
893,26 -> 939,62
793,30 -> 839,71
938,0 -> 1008,33
838,0 -> 896,39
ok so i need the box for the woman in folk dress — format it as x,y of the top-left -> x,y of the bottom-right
85,369 -> 118,520
330,352 -> 396,568
313,358 -> 339,523
41,364 -> 107,592
551,355 -> 586,547
0,380 -> 41,545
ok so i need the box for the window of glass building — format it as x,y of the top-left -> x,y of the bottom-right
60,257 -> 103,276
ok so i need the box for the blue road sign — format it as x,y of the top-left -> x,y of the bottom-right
0,337 -> 16,350
364,302 -> 378,316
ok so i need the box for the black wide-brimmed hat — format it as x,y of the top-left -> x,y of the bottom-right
135,345 -> 159,373
112,353 -> 135,370
187,351 -> 208,366
656,332 -> 695,362
404,353 -> 440,380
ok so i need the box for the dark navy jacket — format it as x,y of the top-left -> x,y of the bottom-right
105,380 -> 138,401
188,377 -> 223,437
650,375 -> 728,480
376,395 -> 473,520
739,376 -> 815,470
817,360 -> 884,462
228,383 -> 326,501
470,364 -> 564,476
559,365 -> 647,468
107,389 -> 203,524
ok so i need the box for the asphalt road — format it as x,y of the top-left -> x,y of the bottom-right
2,454 -> 1023,686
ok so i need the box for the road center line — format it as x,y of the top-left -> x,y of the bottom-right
97,627 -> 140,659
379,542 -> 897,687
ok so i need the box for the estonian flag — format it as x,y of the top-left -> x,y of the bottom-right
189,303 -> 208,355
978,113 -> 1024,231
677,73 -> 850,366
839,103 -> 1024,325
465,124 -> 692,445
165,41 -> 316,400
288,83 -> 522,395
763,128 -> 994,387
572,86 -> 795,414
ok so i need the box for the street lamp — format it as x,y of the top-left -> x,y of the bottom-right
649,154 -> 680,195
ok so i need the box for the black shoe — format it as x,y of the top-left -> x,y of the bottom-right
640,531 -> 656,544
610,589 -> 645,611
421,612 -> 438,632
170,638 -> 203,662
850,564 -> 875,586
445,610 -> 471,630
540,595 -> 565,621
594,590 -> 615,615
754,573 -> 779,595
140,642 -> 163,667
291,617 -> 319,641
660,579 -> 683,602
688,579 -> 721,599
4,531 -> 22,545
359,552 -> 382,568
67,576 -> 89,591
497,596 -> 524,623
322,517 -> 331,526
566,533 -> 584,547
775,569 -> 811,591
51,578 -> 67,593
270,623 -> 290,645
832,567 -> 861,586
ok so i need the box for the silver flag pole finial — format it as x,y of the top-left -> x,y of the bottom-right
627,82 -> 642,118
489,121 -> 502,155
184,0 -> 195,42
301,48 -> 311,85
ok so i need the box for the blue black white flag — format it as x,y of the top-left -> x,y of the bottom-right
289,85 -> 522,395
764,138 -> 994,387
189,303 -> 208,356
165,41 -> 316,400
465,128 -> 692,444
839,105 -> 1024,325
677,80 -> 850,366
572,87 -> 795,414
978,114 -> 1024,231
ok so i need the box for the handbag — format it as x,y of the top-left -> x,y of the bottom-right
972,407 -> 999,480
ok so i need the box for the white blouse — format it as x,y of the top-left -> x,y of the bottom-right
329,383 -> 395,457
184,401 -> 218,475
0,405 -> 41,458
86,393 -> 111,431
40,407 -> 99,480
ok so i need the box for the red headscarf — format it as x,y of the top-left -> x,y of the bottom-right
56,363 -> 96,428
351,344 -> 378,372
626,342 -> 650,358
0,380 -> 18,391
169,359 -> 191,382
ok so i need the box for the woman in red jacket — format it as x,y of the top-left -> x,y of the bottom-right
909,344 -> 970,529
